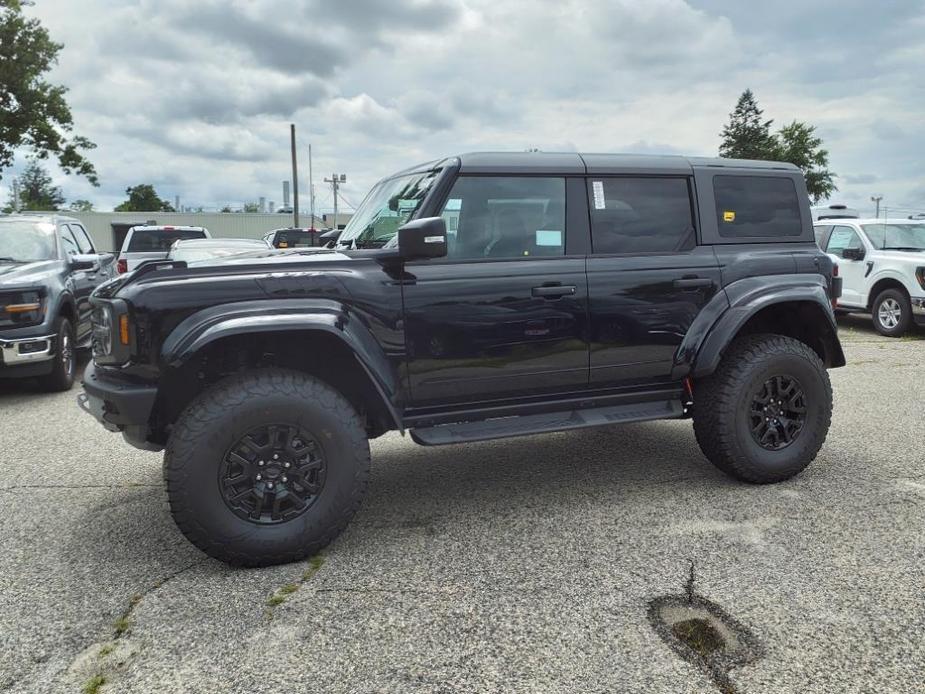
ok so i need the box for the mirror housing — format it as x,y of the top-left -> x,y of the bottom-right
70,253 -> 100,272
320,228 -> 342,248
397,217 -> 447,261
842,247 -> 865,261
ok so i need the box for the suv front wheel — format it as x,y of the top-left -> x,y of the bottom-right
164,369 -> 371,566
692,334 -> 832,484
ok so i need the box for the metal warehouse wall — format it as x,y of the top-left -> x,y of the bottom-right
66,212 -> 326,252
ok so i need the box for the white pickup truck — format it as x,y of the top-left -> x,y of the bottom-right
814,219 -> 925,336
116,225 -> 210,274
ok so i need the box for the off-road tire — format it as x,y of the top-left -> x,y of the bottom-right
692,334 -> 832,484
871,288 -> 911,337
164,369 -> 371,566
38,316 -> 76,392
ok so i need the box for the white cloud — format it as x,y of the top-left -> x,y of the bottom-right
2,0 -> 923,214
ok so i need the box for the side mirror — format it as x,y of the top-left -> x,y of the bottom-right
842,247 -> 865,261
70,253 -> 100,272
320,228 -> 342,248
397,217 -> 447,260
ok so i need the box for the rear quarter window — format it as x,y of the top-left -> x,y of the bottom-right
714,176 -> 802,238
127,229 -> 206,252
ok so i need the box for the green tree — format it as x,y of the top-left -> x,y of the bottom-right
220,205 -> 232,213
719,89 -> 837,203
68,198 -> 93,211
243,201 -> 260,213
10,159 -> 63,210
114,184 -> 175,212
0,1 -> 98,184
772,121 -> 837,203
719,89 -> 776,160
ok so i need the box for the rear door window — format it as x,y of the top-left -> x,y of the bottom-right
588,177 -> 695,254
127,229 -> 207,252
275,230 -> 320,248
714,176 -> 802,238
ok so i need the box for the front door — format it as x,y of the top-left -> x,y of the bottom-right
402,175 -> 589,406
824,225 -> 868,307
585,176 -> 721,386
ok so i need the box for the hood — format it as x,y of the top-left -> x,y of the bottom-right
0,260 -> 60,288
188,247 -> 351,267
872,249 -> 925,264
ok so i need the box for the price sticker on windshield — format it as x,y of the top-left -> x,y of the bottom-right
592,181 -> 606,210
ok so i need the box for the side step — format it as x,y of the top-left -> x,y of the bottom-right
409,399 -> 684,446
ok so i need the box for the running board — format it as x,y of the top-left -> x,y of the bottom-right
409,399 -> 684,446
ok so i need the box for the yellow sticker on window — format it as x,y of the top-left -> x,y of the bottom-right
723,211 -> 736,222
278,242 -> 288,248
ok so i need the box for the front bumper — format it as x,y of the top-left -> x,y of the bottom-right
912,297 -> 925,326
0,333 -> 57,377
78,362 -> 162,451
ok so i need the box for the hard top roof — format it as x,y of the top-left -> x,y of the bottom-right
454,151 -> 800,175
0,213 -> 80,224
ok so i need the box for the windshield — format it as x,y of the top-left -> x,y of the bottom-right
128,229 -> 207,252
862,223 -> 925,251
336,170 -> 439,249
0,221 -> 58,262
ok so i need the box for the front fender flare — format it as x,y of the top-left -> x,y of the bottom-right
160,299 -> 403,430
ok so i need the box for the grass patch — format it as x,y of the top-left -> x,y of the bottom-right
83,674 -> 106,694
671,618 -> 725,659
98,644 -> 114,658
302,555 -> 325,581
112,617 -> 130,636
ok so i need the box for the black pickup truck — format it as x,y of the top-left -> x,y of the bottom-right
1,214 -> 115,390
80,152 -> 845,566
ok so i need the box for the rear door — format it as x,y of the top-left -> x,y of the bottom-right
401,175 -> 590,406
59,225 -> 96,342
585,176 -> 721,386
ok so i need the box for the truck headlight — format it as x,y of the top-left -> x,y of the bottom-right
0,289 -> 46,327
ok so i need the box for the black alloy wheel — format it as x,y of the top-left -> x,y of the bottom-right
220,424 -> 327,524
748,375 -> 807,451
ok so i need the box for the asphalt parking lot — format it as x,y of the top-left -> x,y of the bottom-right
1,315 -> 923,694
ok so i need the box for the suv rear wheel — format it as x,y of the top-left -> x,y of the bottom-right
871,288 -> 911,337
692,334 -> 832,484
164,369 -> 370,566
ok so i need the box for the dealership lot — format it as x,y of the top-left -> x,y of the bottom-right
1,316 -> 923,694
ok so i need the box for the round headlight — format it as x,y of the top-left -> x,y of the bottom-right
92,306 -> 113,358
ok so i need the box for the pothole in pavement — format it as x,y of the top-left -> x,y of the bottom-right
648,563 -> 764,694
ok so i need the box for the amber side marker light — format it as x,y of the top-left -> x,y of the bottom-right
119,314 -> 130,345
4,303 -> 42,313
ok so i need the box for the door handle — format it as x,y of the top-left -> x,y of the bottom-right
532,284 -> 576,299
673,277 -> 714,290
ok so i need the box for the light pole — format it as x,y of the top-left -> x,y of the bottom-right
290,124 -> 299,228
324,173 -> 346,229
871,195 -> 883,219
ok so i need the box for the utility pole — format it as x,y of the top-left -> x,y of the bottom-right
324,173 -> 347,229
308,144 -> 315,228
11,178 -> 20,212
290,124 -> 299,228
871,195 -> 883,219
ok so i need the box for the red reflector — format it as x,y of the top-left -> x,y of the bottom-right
162,226 -> 175,231
117,258 -> 127,274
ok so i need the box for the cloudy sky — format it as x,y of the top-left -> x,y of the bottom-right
4,0 -> 924,215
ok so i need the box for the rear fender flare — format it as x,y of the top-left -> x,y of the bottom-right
673,275 -> 844,379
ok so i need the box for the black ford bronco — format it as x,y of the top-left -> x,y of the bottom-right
80,152 -> 845,566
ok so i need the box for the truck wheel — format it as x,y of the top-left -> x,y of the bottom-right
164,369 -> 370,567
692,334 -> 832,484
871,288 -> 911,337
38,316 -> 76,392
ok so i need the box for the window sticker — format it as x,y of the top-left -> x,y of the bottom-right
592,181 -> 606,210
535,229 -> 563,246
723,210 -> 736,222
